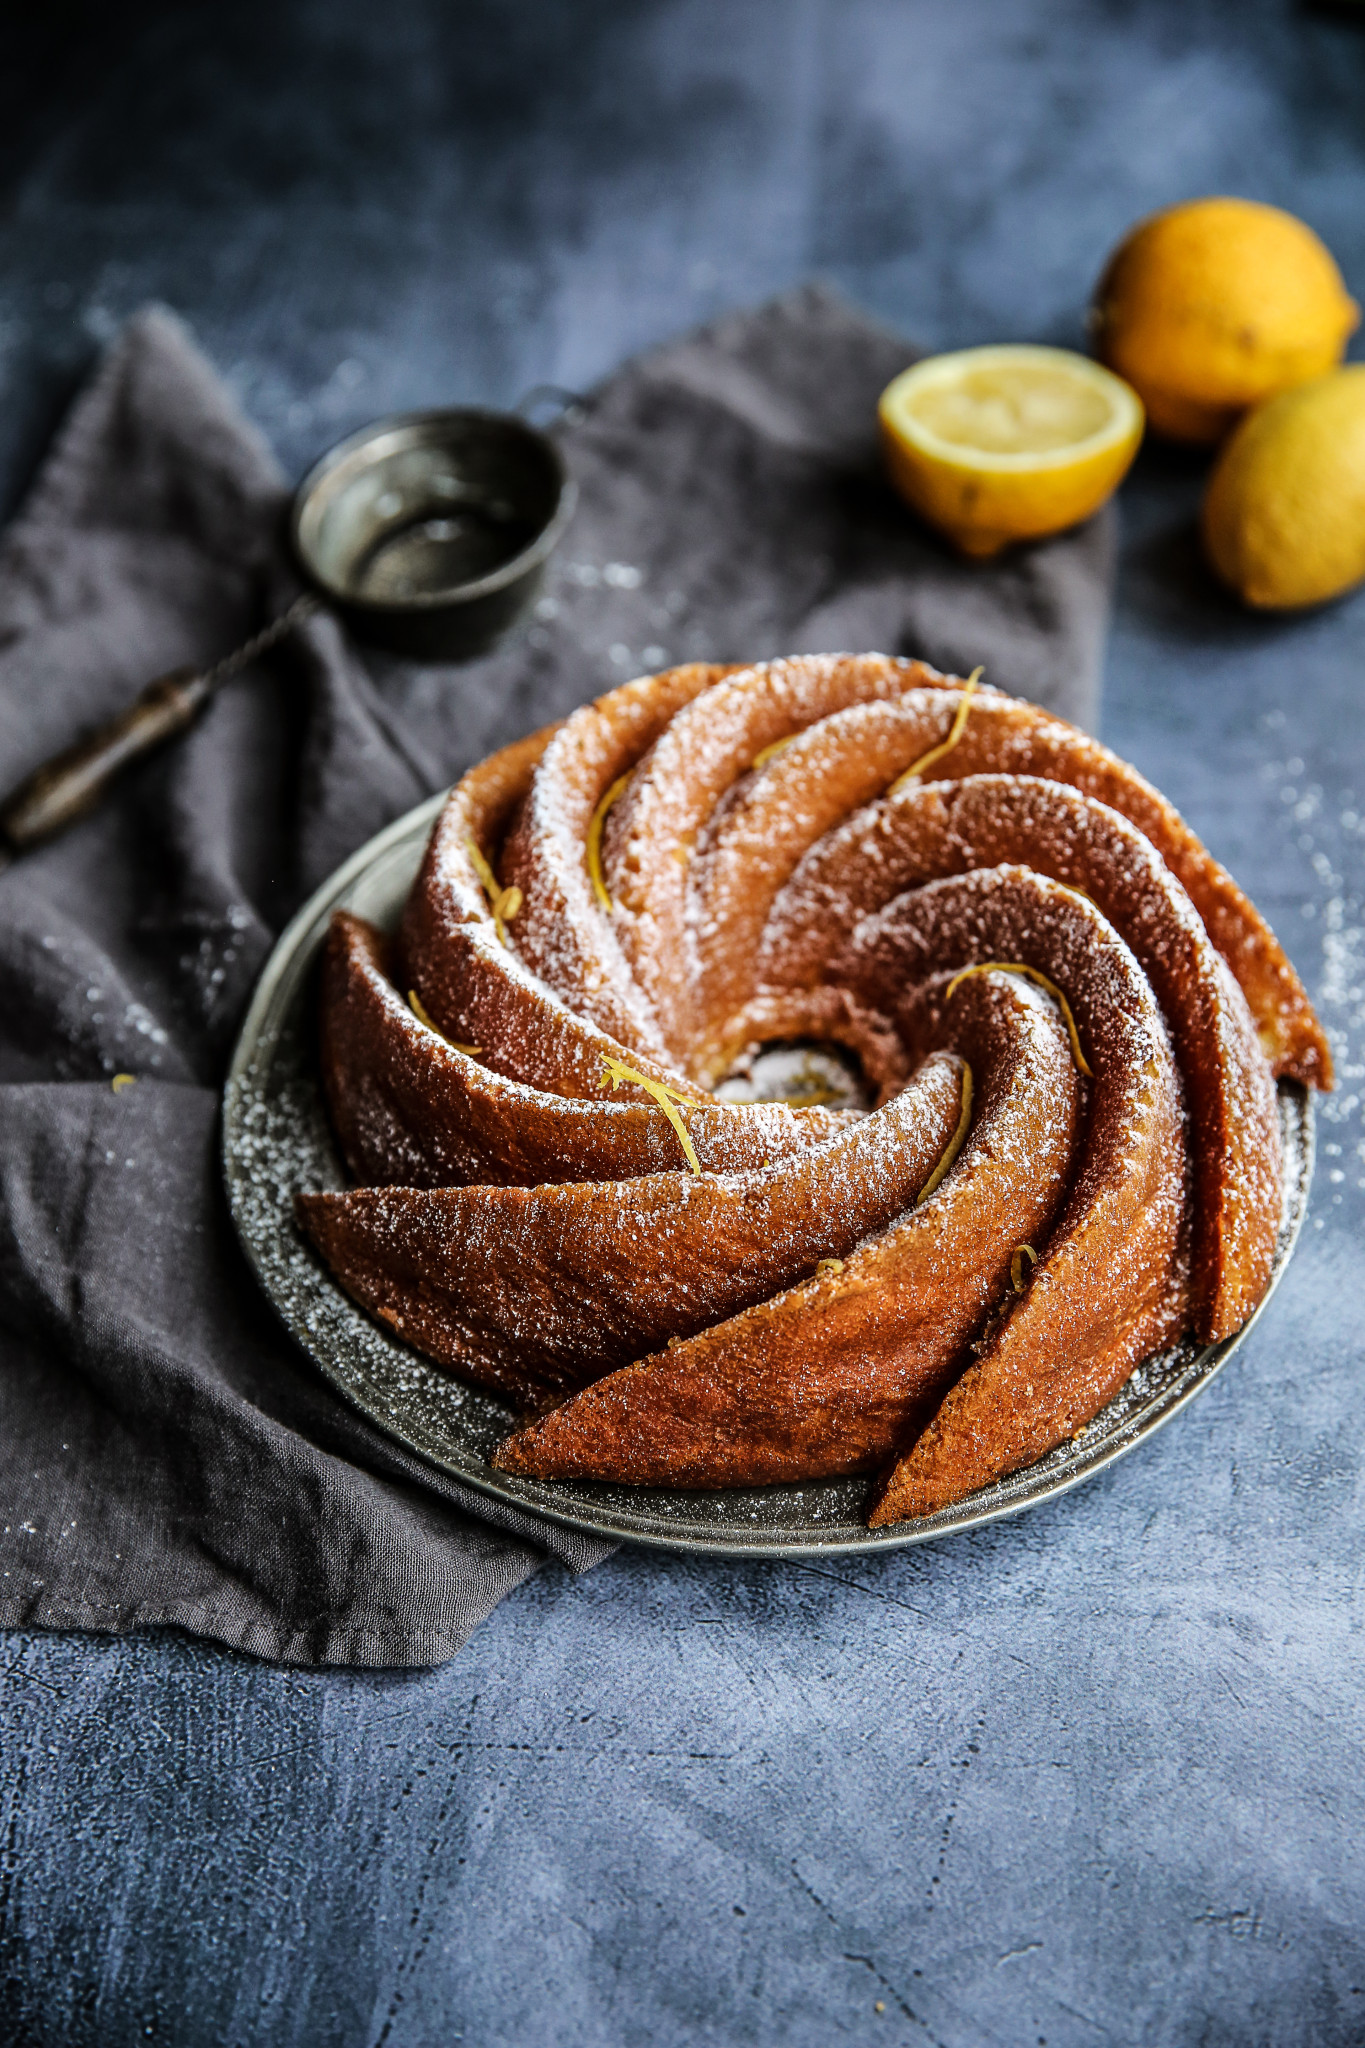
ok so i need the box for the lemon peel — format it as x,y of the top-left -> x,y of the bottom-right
408,990 -> 481,1057
816,1257 -> 845,1276
465,836 -> 522,944
1093,198 -> 1359,445
751,733 -> 799,772
1010,1244 -> 1038,1294
1202,367 -> 1365,609
585,773 -> 631,913
946,961 -> 1093,1078
600,1055 -> 703,1175
889,667 -> 983,794
111,1073 -> 136,1093
916,1062 -> 973,1206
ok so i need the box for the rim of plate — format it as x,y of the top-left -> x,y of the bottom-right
222,791 -> 1314,1559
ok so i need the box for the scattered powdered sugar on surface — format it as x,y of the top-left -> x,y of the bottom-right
1258,708 -> 1364,1223
24,918 -> 178,1079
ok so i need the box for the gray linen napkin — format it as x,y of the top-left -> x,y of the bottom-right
0,288 -> 1114,1668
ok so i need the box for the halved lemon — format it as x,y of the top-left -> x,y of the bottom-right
879,344 -> 1145,558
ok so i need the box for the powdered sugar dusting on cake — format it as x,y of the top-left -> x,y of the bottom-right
297,654 -> 1321,1521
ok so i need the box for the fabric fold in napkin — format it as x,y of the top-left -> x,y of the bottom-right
0,288 -> 1115,1668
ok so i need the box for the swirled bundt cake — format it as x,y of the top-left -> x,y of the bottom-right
296,655 -> 1328,1522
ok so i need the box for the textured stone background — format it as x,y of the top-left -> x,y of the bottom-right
3,2 -> 1365,2043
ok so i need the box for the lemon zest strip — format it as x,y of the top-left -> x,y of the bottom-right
111,1073 -> 136,1093
586,773 -> 631,913
1010,1244 -> 1037,1295
816,1257 -> 845,1276
465,836 -> 522,944
945,960 -> 1093,1077
601,1055 -> 702,1175
751,733 -> 798,772
916,1062 -> 973,1206
889,666 -> 983,794
464,835 -> 501,911
408,990 -> 481,1056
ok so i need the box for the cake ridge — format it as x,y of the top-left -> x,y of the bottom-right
297,654 -> 1325,1524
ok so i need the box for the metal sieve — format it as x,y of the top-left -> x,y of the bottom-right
0,396 -> 578,861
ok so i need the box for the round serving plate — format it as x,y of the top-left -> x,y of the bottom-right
223,793 -> 1315,1558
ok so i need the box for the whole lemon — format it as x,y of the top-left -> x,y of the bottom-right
1202,367 -> 1365,609
1092,197 -> 1358,444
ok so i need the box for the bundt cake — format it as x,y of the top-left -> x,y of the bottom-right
296,655 -> 1329,1523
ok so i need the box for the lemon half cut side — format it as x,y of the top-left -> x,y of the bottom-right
879,344 -> 1145,558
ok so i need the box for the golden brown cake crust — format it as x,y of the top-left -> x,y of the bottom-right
320,911 -> 851,1189
758,772 -> 1278,1342
492,972 -> 1082,1482
295,654 -> 1322,1524
299,1045 -> 965,1409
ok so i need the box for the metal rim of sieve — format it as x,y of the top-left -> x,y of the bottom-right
289,404 -> 578,618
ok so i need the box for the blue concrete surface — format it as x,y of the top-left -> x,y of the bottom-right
3,2 -> 1365,2043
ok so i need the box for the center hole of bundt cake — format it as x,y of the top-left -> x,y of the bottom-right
712,1040 -> 872,1114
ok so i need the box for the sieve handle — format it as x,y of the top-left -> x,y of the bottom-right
0,594 -> 319,859
0,667 -> 212,851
